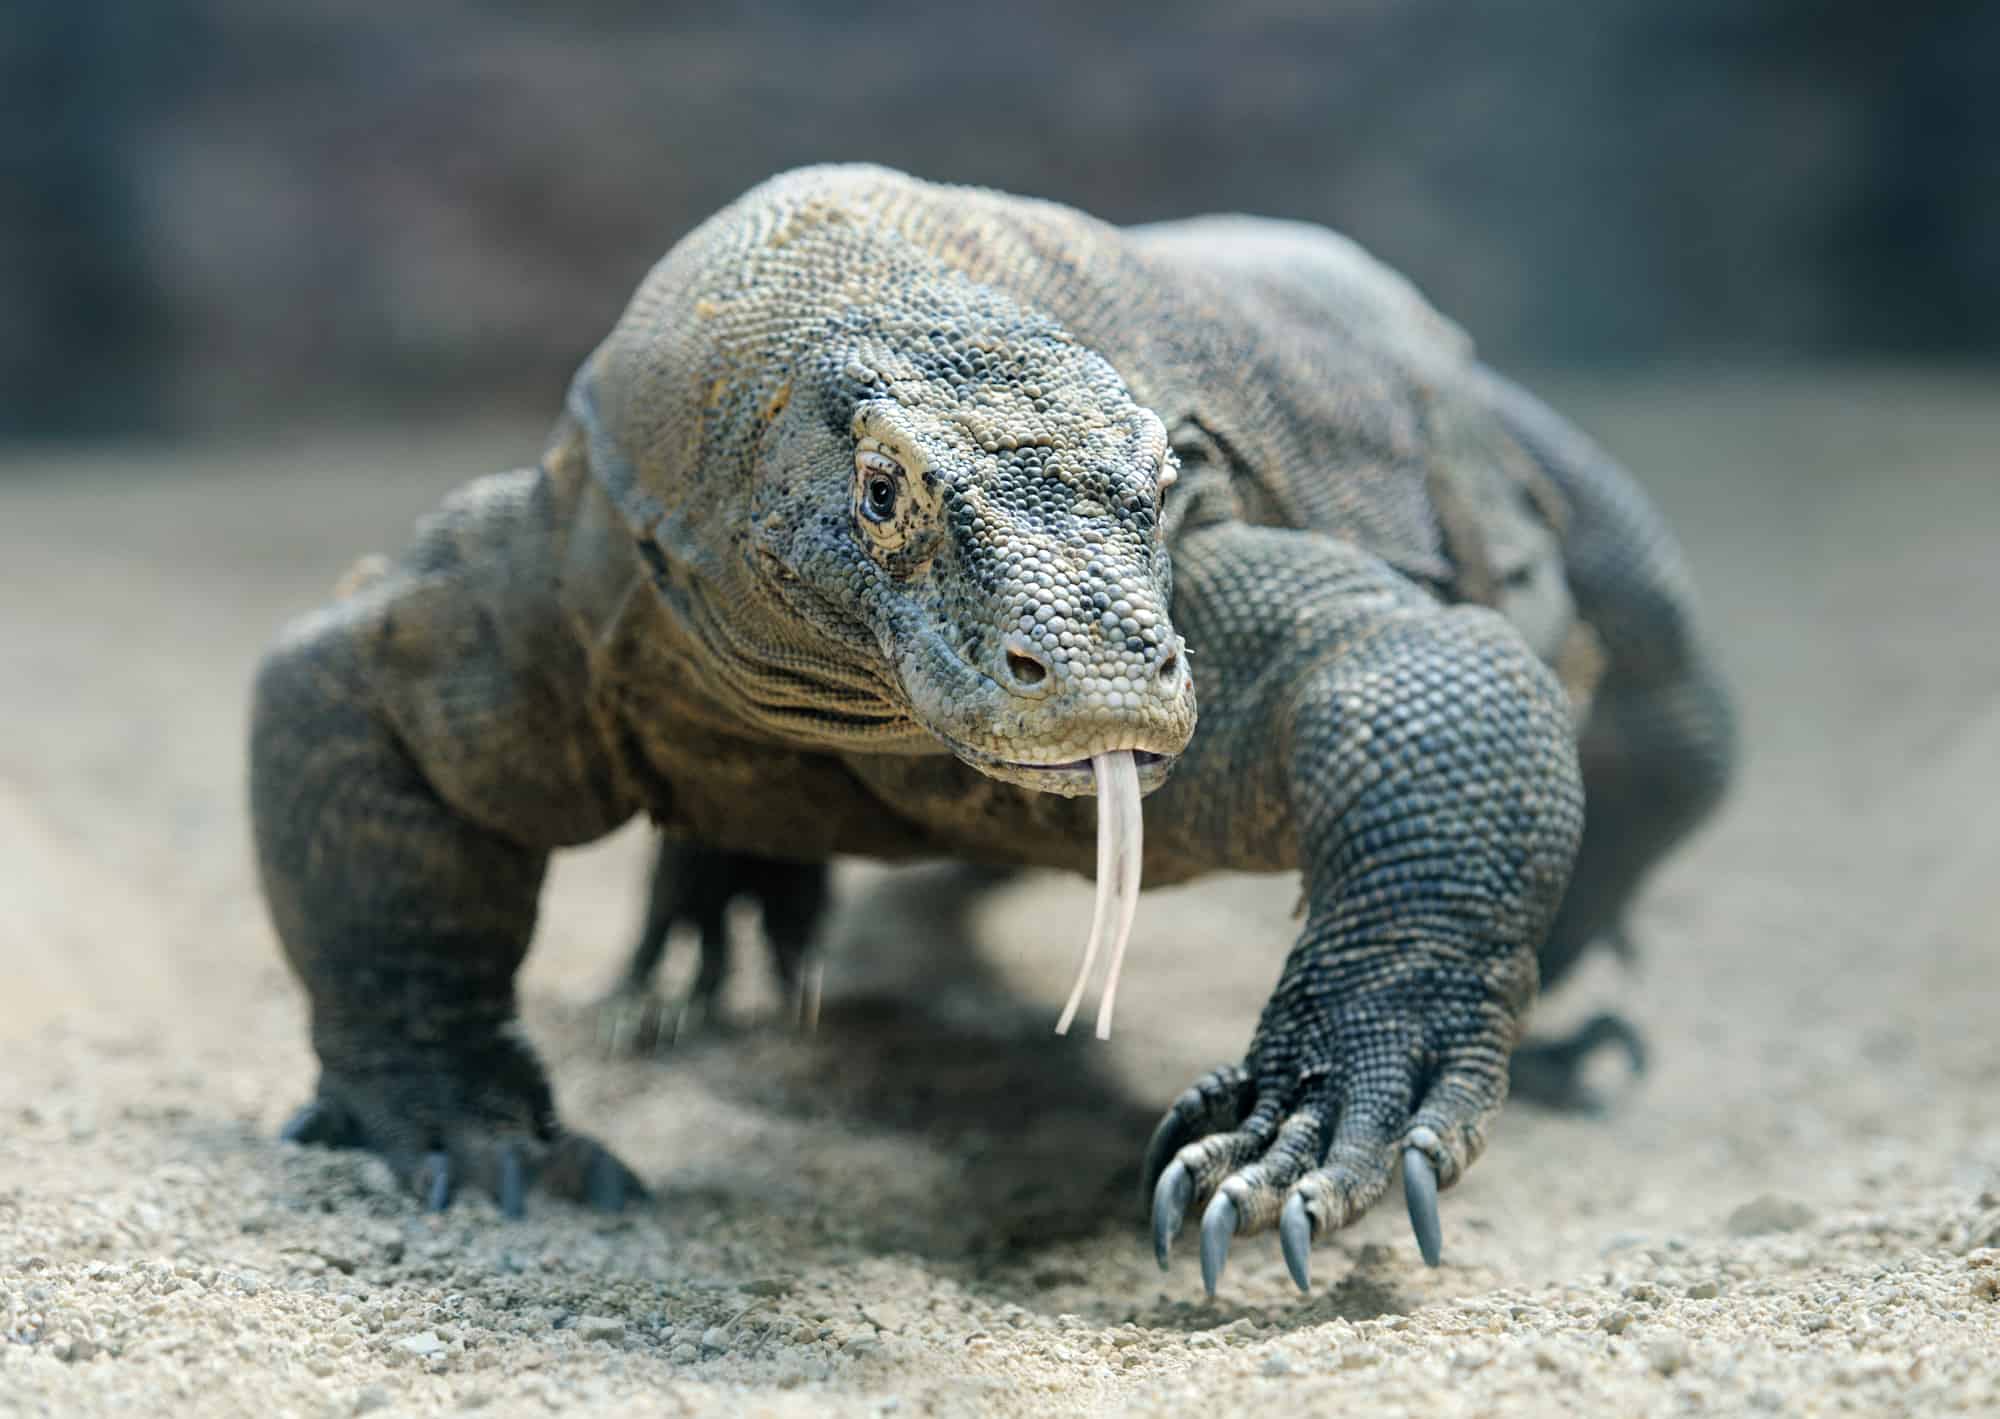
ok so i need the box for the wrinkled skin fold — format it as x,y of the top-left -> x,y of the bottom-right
250,165 -> 1735,1296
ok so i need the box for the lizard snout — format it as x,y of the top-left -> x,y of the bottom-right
995,631 -> 1184,696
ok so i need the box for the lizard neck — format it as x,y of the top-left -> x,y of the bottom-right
553,400 -> 945,757
624,529 -> 943,756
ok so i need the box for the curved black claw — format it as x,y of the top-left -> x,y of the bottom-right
1279,1193 -> 1314,1293
496,1144 -> 528,1219
1198,1192 -> 1239,1297
278,1100 -> 362,1148
1403,1148 -> 1441,1267
420,1150 -> 454,1213
1151,1161 -> 1193,1269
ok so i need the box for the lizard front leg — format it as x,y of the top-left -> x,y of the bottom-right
253,469 -> 645,1215
1145,523 -> 1582,1293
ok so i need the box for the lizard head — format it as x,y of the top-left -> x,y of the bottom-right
745,286 -> 1198,798
570,167 -> 1198,1039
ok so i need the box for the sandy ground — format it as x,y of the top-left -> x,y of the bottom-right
3,370 -> 1997,1418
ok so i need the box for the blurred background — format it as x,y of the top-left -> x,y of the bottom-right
5,12 -> 2000,1415
4,0 -> 1994,440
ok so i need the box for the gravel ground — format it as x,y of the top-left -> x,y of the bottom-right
3,370 -> 1998,1417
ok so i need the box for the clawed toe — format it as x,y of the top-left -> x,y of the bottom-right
1279,1194 -> 1313,1292
1198,1191 -> 1241,1296
527,1133 -> 649,1214
1143,1042 -> 1494,1295
278,1099 -> 362,1149
1151,1161 -> 1194,1269
418,1149 -> 454,1212
1402,1146 -> 1441,1267
582,1145 -> 647,1212
496,1143 -> 528,1218
277,1088 -> 645,1219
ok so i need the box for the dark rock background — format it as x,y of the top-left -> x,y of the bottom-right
5,0 -> 1995,437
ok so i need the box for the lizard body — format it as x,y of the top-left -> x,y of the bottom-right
254,165 -> 1733,1292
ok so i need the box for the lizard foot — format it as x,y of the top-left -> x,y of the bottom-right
278,1043 -> 646,1217
1508,1011 -> 1647,1114
596,960 -> 822,1056
596,981 -> 720,1056
1145,1032 -> 1495,1296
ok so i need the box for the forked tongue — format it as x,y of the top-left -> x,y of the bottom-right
1053,750 -> 1144,1039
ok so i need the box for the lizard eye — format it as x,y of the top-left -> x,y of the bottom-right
856,448 -> 902,523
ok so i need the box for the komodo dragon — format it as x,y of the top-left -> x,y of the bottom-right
253,164 -> 1734,1295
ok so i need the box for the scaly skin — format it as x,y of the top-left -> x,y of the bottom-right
252,165 -> 1733,1292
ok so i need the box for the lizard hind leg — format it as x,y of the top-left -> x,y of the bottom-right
599,837 -> 717,1054
1508,662 -> 1731,1111
1482,371 -> 1738,1111
749,856 -> 832,1033
600,841 -> 835,1052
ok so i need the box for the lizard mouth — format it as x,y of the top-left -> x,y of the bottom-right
949,743 -> 1178,797
995,749 -> 1174,791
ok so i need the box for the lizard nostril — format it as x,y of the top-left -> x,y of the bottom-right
1004,648 -> 1049,688
1156,644 -> 1181,684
